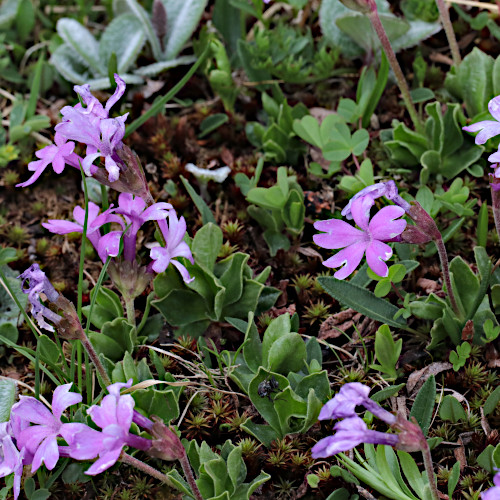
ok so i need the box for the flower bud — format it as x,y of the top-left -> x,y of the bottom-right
403,202 -> 441,242
148,417 -> 185,461
108,260 -> 152,302
392,414 -> 427,452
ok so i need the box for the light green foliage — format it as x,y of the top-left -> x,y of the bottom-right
477,444 -> 500,474
370,325 -> 402,380
319,0 -> 440,59
340,444 -> 433,500
401,0 -> 439,23
449,342 -> 471,371
195,29 -> 238,112
382,102 -> 484,183
167,440 -> 270,499
245,167 -> 305,255
227,313 -> 330,445
483,319 -> 500,342
246,92 -> 308,164
411,247 -> 499,348
445,47 -> 500,118
237,22 -> 338,84
367,264 -> 407,298
111,351 -> 183,423
152,223 -> 280,336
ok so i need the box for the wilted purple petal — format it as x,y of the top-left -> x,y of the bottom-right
105,74 -> 126,113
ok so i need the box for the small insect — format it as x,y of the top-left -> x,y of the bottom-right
257,375 -> 282,402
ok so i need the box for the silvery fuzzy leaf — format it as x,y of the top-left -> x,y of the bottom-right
85,74 -> 144,90
133,55 -> 196,77
99,13 -> 146,74
50,44 -> 94,84
56,18 -> 102,74
0,0 -> 20,29
160,0 -> 209,60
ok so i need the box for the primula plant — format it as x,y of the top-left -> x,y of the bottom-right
1,1 -> 500,499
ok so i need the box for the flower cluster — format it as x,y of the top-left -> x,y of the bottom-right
314,190 -> 407,279
2,380 -> 184,498
312,382 -> 425,459
17,74 -> 128,187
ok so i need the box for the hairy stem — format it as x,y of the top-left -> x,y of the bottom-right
367,6 -> 424,134
421,443 -> 440,500
125,297 -> 136,327
179,452 -> 204,500
435,0 -> 461,67
81,337 -> 111,387
121,453 -> 174,487
434,234 -> 460,316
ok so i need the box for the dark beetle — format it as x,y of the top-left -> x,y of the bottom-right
257,375 -> 281,402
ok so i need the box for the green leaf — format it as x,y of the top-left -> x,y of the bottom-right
477,202 -> 489,248
0,378 -> 16,422
192,223 -> 222,271
484,386 -> 500,416
318,277 -> 407,328
409,375 -> 435,435
448,462 -> 461,499
90,318 -> 135,361
38,334 -> 60,364
351,128 -> 369,155
180,175 -> 216,224
100,14 -> 146,74
199,113 -> 229,138
56,18 -> 101,74
372,324 -> 401,379
0,248 -> 17,266
161,0 -> 209,60
371,383 -> 405,402
439,395 -> 466,422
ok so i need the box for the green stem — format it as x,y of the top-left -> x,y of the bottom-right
125,297 -> 136,327
433,234 -> 460,316
367,6 -> 424,134
81,336 -> 111,387
136,292 -> 154,335
435,0 -> 461,67
421,443 -> 440,500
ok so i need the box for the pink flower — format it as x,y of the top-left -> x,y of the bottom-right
16,134 -> 80,188
313,195 -> 407,279
10,384 -> 85,472
150,211 -> 194,283
463,96 -> 500,145
482,470 -> 500,499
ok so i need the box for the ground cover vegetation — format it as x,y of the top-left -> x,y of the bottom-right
0,0 -> 499,498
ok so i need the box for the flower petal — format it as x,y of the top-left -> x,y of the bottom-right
489,95 -> 500,121
313,219 -> 364,250
52,384 -> 82,420
31,436 -> 59,472
322,242 -> 367,280
351,195 -> 374,231
368,205 -> 406,241
85,446 -> 122,475
365,240 -> 392,277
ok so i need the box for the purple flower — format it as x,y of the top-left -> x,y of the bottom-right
111,193 -> 172,261
150,211 -> 194,283
318,382 -> 396,425
55,74 -> 128,182
18,263 -> 62,332
0,423 -> 25,500
482,470 -> 500,500
314,195 -> 407,279
341,180 -> 411,220
43,202 -> 124,263
463,96 -> 500,145
69,380 -> 151,475
311,415 -> 399,458
10,384 -> 85,472
16,134 -> 81,188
